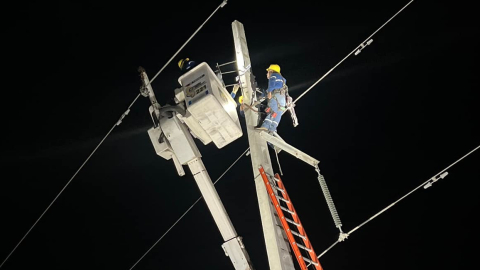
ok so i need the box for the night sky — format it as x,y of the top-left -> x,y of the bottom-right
2,0 -> 479,269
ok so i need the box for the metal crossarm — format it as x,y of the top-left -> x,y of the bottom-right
259,166 -> 323,270
259,131 -> 319,167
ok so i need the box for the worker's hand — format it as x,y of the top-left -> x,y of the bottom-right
267,92 -> 272,99
240,104 -> 245,111
232,84 -> 240,94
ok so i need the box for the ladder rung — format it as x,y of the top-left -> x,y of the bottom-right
296,243 -> 312,252
280,206 -> 295,215
291,230 -> 306,240
276,195 -> 290,204
285,217 -> 300,227
302,257 -> 319,266
273,185 -> 285,193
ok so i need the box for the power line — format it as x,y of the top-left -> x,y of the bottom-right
148,0 -> 228,84
0,95 -> 138,269
294,0 -> 415,104
312,144 -> 480,262
129,147 -> 250,270
0,1 -> 229,268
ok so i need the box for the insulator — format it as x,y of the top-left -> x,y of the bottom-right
316,169 -> 343,229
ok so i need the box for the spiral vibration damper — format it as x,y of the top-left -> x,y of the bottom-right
315,166 -> 343,229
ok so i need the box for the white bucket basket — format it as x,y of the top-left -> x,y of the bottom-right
178,62 -> 243,149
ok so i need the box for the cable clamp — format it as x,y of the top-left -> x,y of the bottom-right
338,232 -> 349,242
424,171 -> 449,189
116,109 -> 131,126
140,85 -> 149,97
235,64 -> 251,81
355,39 -> 374,55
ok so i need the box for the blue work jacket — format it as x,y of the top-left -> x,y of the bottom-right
266,72 -> 286,93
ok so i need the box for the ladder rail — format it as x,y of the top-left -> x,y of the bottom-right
274,173 -> 323,270
259,167 -> 309,270
259,167 -> 323,270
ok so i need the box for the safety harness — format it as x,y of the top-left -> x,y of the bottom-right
271,79 -> 288,112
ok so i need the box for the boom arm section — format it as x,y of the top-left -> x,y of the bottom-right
142,66 -> 253,270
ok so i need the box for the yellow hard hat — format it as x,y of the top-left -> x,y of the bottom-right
266,64 -> 280,73
238,95 -> 244,104
178,58 -> 189,69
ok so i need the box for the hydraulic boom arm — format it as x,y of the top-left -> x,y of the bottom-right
141,67 -> 254,270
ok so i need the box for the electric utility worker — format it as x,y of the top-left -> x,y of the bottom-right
255,64 -> 287,132
178,58 -> 197,74
238,95 -> 246,118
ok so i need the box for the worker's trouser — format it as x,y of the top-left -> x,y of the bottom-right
261,93 -> 286,132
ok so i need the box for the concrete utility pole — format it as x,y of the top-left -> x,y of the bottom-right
232,20 -> 296,270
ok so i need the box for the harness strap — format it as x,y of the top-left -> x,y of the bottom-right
269,78 -> 288,111
272,95 -> 287,111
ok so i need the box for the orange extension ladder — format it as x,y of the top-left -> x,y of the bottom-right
259,166 -> 323,270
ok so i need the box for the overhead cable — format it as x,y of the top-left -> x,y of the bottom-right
0,94 -> 139,269
308,144 -> 480,265
294,0 -> 415,104
129,147 -> 249,270
148,0 -> 228,84
0,1 -> 229,268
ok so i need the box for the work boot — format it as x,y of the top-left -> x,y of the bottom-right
254,126 -> 268,131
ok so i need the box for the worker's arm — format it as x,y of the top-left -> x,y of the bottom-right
239,104 -> 245,118
266,75 -> 284,99
266,75 -> 279,93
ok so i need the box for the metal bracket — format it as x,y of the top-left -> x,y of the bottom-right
259,131 -> 319,167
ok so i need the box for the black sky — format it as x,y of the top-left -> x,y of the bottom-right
2,0 -> 479,269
